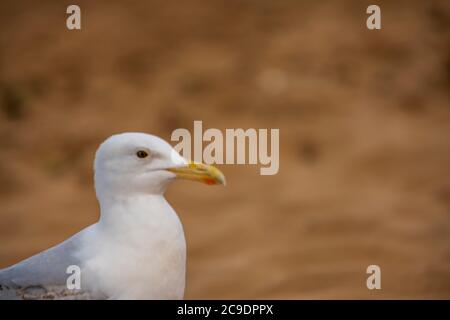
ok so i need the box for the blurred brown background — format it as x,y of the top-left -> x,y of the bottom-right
0,0 -> 449,299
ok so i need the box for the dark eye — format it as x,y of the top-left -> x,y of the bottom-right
136,150 -> 149,158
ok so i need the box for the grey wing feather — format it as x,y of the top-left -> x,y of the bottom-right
0,226 -> 104,300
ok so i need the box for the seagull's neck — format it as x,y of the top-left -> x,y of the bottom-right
82,192 -> 186,299
97,193 -> 176,228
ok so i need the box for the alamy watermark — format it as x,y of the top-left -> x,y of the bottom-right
66,5 -> 81,30
66,265 -> 81,290
171,121 -> 279,175
366,5 -> 381,30
366,265 -> 381,290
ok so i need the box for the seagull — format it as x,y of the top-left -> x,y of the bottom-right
0,133 -> 225,299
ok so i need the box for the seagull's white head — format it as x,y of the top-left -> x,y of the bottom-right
94,132 -> 225,199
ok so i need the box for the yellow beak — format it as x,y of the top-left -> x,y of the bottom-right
167,161 -> 226,186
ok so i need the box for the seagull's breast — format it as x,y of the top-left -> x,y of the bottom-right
76,195 -> 187,299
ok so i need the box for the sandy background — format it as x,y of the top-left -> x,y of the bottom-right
0,0 -> 449,299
